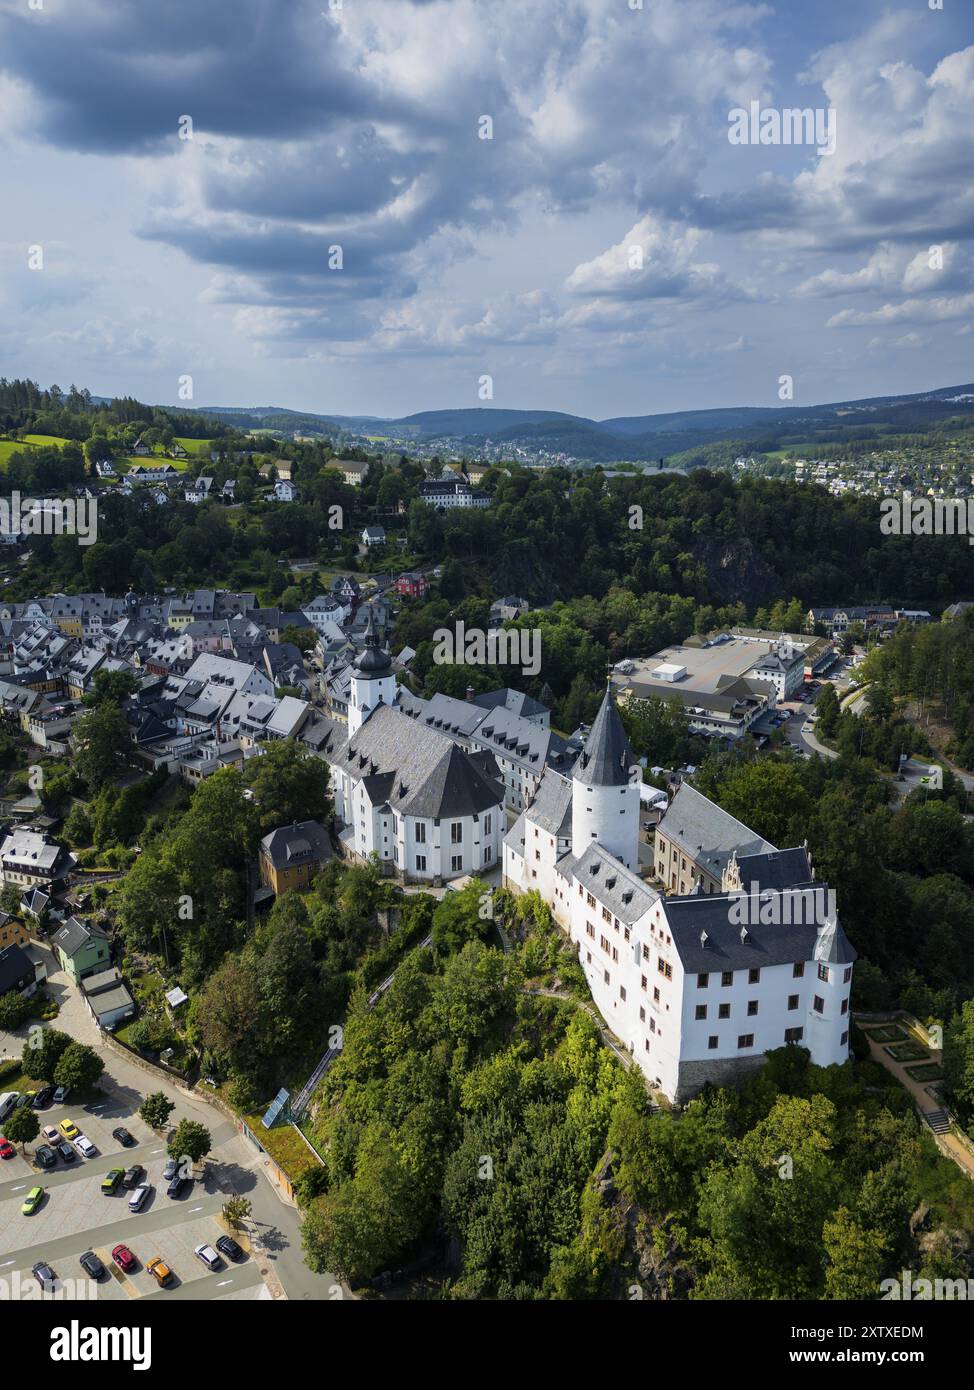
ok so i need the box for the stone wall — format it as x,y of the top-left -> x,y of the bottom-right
675,1052 -> 767,1102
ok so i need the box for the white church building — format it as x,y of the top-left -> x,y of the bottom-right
326,610 -> 505,883
503,686 -> 855,1103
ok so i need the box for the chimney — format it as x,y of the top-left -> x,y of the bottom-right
466,684 -> 475,702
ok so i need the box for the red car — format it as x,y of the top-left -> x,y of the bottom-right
0,1137 -> 14,1160
111,1244 -> 136,1273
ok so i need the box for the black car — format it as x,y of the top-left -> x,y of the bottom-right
122,1164 -> 144,1189
31,1261 -> 56,1292
112,1127 -> 136,1148
34,1144 -> 57,1170
33,1087 -> 54,1110
166,1174 -> 190,1199
57,1141 -> 75,1163
215,1235 -> 244,1262
79,1251 -> 105,1280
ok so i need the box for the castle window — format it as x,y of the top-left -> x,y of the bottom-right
748,968 -> 760,984
788,994 -> 799,1010
718,1003 -> 730,1020
639,1006 -> 645,1022
721,971 -> 733,987
697,973 -> 709,988
619,986 -> 626,1002
416,823 -> 426,844
785,1027 -> 804,1043
841,997 -> 849,1015
841,1030 -> 849,1046
817,964 -> 829,983
708,1035 -> 718,1050
813,995 -> 824,1014
843,967 -> 851,983
747,1000 -> 758,1016
695,1004 -> 707,1021
451,855 -> 462,872
603,969 -> 610,985
793,962 -> 804,977
737,1034 -> 754,1049
415,854 -> 426,872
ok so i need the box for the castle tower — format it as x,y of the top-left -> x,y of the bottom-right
571,685 -> 641,868
348,605 -> 397,735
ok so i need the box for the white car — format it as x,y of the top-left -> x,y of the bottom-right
194,1243 -> 222,1271
128,1184 -> 151,1212
52,1086 -> 69,1104
74,1134 -> 97,1159
41,1125 -> 60,1145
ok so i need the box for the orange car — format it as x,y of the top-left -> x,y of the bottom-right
146,1257 -> 173,1288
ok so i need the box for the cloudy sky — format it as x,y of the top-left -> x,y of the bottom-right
0,0 -> 972,419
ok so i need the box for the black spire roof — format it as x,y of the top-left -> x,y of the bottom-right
354,604 -> 392,675
574,686 -> 633,787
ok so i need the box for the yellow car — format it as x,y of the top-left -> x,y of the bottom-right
22,1186 -> 44,1215
58,1119 -> 80,1141
146,1257 -> 173,1288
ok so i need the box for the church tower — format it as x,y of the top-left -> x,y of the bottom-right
571,685 -> 641,869
348,606 -> 397,735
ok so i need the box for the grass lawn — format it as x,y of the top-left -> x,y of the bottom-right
905,1063 -> 944,1082
0,440 -> 28,467
862,1025 -> 907,1044
887,1042 -> 931,1063
243,1111 -> 319,1183
173,437 -> 213,456
21,433 -> 71,448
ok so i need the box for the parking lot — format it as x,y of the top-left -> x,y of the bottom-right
1,1094 -> 266,1302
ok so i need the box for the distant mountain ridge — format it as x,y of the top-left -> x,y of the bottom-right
187,383 -> 974,462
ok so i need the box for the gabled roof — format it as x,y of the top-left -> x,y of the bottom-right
731,846 -> 811,893
659,782 -> 774,878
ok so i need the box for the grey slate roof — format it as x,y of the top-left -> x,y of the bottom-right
570,842 -> 660,925
339,703 -> 503,820
659,782 -> 774,878
260,819 -> 330,870
662,887 -> 857,973
731,847 -> 811,893
525,769 -> 573,837
472,687 -> 548,720
573,688 -> 633,787
51,915 -> 109,958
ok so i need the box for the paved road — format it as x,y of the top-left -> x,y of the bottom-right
0,952 -> 342,1301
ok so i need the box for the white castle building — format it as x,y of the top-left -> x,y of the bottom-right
503,686 -> 855,1102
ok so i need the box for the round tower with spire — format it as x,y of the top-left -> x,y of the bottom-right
571,684 -> 641,869
349,605 -> 397,735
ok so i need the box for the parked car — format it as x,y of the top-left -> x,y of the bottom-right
31,1261 -> 57,1291
101,1168 -> 124,1195
52,1086 -> 68,1104
58,1118 -> 80,1141
22,1185 -> 45,1215
112,1127 -> 135,1148
166,1173 -> 189,1199
215,1235 -> 244,1262
74,1135 -> 97,1159
122,1164 -> 144,1189
162,1158 -> 178,1181
16,1091 -> 36,1110
35,1144 -> 57,1170
146,1257 -> 173,1288
56,1141 -> 76,1164
194,1243 -> 222,1271
0,1092 -> 20,1122
111,1244 -> 137,1273
128,1183 -> 151,1212
0,1136 -> 13,1160
41,1125 -> 59,1144
33,1088 -> 54,1110
79,1251 -> 105,1280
